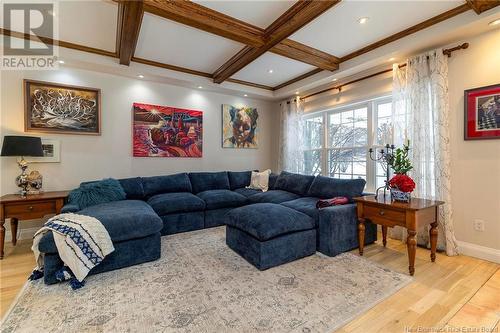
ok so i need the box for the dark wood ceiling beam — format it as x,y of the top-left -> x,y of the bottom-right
141,0 -> 339,71
212,0 -> 340,84
271,39 -> 339,71
117,0 -> 144,66
465,0 -> 500,14
143,0 -> 264,47
273,3 -> 474,90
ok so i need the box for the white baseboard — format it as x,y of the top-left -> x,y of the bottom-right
457,241 -> 500,264
4,227 -> 39,242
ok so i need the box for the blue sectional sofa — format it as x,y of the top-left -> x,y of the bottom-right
38,171 -> 376,283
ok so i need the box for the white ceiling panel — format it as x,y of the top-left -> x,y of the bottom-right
290,0 -> 464,57
57,1 -> 117,52
135,13 -> 245,73
193,0 -> 296,29
231,52 -> 316,87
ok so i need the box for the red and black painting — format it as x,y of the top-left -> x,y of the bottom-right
464,84 -> 500,140
133,102 -> 203,157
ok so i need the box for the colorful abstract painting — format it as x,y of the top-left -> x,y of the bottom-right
133,103 -> 203,157
222,104 -> 258,148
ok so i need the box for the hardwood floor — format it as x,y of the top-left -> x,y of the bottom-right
0,236 -> 498,332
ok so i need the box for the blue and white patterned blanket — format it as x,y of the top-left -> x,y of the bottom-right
32,213 -> 114,285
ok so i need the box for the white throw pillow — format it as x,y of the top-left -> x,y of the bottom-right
246,169 -> 272,192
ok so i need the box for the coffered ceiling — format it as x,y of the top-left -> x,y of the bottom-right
1,0 -> 499,98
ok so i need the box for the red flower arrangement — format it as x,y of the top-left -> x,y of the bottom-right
389,174 -> 416,193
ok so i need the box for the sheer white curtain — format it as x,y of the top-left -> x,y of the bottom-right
391,49 -> 458,256
278,98 -> 305,173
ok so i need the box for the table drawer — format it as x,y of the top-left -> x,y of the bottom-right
5,201 -> 56,217
364,205 -> 405,225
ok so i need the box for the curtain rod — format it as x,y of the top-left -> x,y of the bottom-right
300,42 -> 469,101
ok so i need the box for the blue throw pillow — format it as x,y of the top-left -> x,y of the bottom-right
68,178 -> 126,209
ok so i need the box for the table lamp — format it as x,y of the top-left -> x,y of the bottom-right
1,135 -> 44,197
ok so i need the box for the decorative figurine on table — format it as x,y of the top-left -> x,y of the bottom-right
388,141 -> 415,202
369,143 -> 396,199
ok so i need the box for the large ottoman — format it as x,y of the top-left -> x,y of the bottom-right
225,203 -> 316,270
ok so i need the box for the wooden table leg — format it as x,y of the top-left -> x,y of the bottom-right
382,225 -> 388,247
0,204 -> 5,259
407,230 -> 417,276
358,218 -> 365,256
10,218 -> 18,246
430,221 -> 438,262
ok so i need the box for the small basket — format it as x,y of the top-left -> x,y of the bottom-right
390,189 -> 411,202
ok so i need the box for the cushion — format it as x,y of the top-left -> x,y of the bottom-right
38,200 -> 162,253
228,171 -> 252,190
280,197 -> 320,224
247,169 -> 271,191
119,177 -> 145,200
234,187 -> 262,197
268,173 -> 278,190
142,173 -> 192,197
68,178 -> 126,210
147,192 -> 205,215
196,189 -> 247,210
189,172 -> 230,193
307,176 -> 366,200
247,190 -> 300,204
225,203 -> 315,241
274,171 -> 315,195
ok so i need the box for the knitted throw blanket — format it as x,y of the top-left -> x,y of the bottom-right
32,213 -> 114,287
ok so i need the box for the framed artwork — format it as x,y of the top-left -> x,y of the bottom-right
23,139 -> 61,163
133,102 -> 203,157
222,104 -> 258,148
464,84 -> 500,140
24,79 -> 101,135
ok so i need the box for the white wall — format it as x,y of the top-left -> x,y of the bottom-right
0,67 -> 278,196
303,29 -> 500,259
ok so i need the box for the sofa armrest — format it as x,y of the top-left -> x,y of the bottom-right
60,203 -> 80,213
317,204 -> 376,256
361,192 -> 374,197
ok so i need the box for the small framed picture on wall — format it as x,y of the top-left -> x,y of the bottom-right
464,84 -> 500,140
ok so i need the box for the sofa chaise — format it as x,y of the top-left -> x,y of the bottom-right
38,171 -> 376,284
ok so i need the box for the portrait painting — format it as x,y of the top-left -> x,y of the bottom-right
464,84 -> 500,140
222,104 -> 258,148
133,102 -> 203,157
24,79 -> 101,135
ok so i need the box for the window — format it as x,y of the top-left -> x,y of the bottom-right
302,96 -> 394,192
303,116 -> 323,175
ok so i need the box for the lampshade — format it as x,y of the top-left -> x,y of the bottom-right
1,135 -> 44,157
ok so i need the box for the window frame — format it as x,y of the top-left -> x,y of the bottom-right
302,95 -> 392,192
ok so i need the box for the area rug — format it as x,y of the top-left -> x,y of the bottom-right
2,227 -> 411,333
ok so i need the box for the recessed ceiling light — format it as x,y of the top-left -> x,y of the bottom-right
358,17 -> 369,24
388,57 -> 396,62
198,86 -> 203,89
57,60 -> 64,64
267,69 -> 274,74
332,78 -> 337,82
137,74 -> 144,79
244,94 -> 248,97
295,91 -> 299,95
489,19 -> 500,26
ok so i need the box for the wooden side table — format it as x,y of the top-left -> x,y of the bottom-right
354,195 -> 444,276
0,191 -> 69,259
